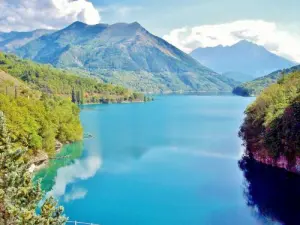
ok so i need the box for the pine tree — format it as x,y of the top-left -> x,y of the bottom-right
0,111 -> 67,225
80,89 -> 84,105
14,86 -> 17,99
0,111 -> 10,151
71,88 -> 76,103
76,91 -> 80,105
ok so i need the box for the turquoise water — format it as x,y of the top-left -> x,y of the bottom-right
43,95 -> 288,224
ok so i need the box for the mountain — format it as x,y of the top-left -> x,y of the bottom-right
0,52 -> 147,103
233,64 -> 300,96
222,71 -> 255,83
0,29 -> 54,52
190,40 -> 296,82
15,21 -> 238,93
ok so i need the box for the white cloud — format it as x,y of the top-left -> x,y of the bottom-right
98,4 -> 143,20
163,20 -> 300,63
0,0 -> 101,32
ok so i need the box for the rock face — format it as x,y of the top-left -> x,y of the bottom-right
251,151 -> 300,174
55,140 -> 63,152
28,140 -> 64,172
29,151 -> 49,172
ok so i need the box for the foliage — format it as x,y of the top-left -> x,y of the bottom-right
0,52 -> 146,103
240,71 -> 300,165
0,93 -> 82,156
0,111 -> 67,225
233,65 -> 300,96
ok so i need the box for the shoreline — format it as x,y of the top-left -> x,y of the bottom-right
81,99 -> 145,106
29,140 -> 65,173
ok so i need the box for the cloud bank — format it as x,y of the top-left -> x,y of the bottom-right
163,20 -> 300,63
0,0 -> 101,32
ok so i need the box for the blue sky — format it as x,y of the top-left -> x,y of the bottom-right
1,0 -> 300,61
91,0 -> 300,35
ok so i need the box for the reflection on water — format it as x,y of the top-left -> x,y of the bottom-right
35,141 -> 102,202
34,142 -> 85,191
37,96 -> 262,224
239,157 -> 300,225
48,153 -> 102,200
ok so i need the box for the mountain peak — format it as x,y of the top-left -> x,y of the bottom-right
234,40 -> 261,49
235,40 -> 254,45
190,39 -> 296,79
66,21 -> 88,30
130,21 -> 142,27
15,20 -> 238,93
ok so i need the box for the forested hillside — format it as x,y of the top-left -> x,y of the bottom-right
0,52 -> 148,103
233,65 -> 300,96
0,52 -> 150,157
240,72 -> 300,172
0,76 -> 82,156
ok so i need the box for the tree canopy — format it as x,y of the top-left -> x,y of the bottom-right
0,111 -> 67,224
240,72 -> 300,166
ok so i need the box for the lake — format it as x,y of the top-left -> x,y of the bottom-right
36,95 -> 300,225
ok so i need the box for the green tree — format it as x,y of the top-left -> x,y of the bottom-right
14,86 -> 17,99
0,111 -> 67,225
76,91 -> 80,105
71,88 -> 76,103
80,89 -> 84,105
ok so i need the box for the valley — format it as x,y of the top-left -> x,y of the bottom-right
0,6 -> 299,224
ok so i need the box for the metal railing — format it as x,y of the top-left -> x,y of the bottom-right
67,221 -> 100,225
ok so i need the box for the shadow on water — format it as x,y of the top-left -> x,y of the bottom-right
239,157 -> 300,225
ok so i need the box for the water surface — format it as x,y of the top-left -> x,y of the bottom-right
38,95 -> 300,225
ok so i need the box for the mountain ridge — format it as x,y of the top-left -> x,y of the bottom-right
190,40 -> 296,82
0,29 -> 55,52
15,21 -> 238,93
233,64 -> 300,96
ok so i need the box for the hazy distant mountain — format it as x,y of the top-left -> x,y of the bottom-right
15,21 -> 238,93
190,40 -> 296,82
0,29 -> 54,52
222,71 -> 255,83
233,64 -> 300,96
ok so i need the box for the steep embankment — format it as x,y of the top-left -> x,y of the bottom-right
240,72 -> 300,173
